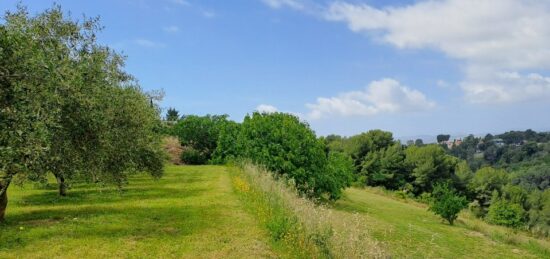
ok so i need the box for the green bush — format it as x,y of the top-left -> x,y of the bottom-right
528,189 -> 550,237
236,112 -> 352,199
486,199 -> 526,228
324,152 -> 355,200
429,183 -> 468,225
180,147 -> 208,165
172,115 -> 229,164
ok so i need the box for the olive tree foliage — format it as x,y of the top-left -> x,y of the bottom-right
237,112 -> 353,200
0,7 -> 61,220
0,6 -> 164,220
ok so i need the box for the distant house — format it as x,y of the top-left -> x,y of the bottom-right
491,138 -> 505,147
441,139 -> 462,149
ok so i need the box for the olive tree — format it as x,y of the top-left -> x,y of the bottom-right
0,6 -> 64,220
0,5 -> 164,220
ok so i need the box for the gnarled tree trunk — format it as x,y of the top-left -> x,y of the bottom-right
56,175 -> 67,196
0,182 -> 9,222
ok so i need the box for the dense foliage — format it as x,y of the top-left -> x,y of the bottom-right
237,112 -> 353,200
171,115 -> 229,164
167,112 -> 354,199
429,183 -> 468,225
0,6 -> 164,221
325,129 -> 550,235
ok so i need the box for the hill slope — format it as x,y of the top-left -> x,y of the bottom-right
0,165 -> 277,258
334,187 -> 550,258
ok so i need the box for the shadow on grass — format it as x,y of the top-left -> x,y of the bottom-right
0,166 -> 223,251
0,202 -> 228,250
13,170 -> 210,207
15,185 -> 206,207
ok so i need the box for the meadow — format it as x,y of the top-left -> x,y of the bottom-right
0,165 -> 277,258
2,165 -> 549,258
334,188 -> 550,258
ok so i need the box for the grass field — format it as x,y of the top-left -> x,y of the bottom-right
0,165 -> 277,258
2,165 -> 549,258
334,187 -> 550,258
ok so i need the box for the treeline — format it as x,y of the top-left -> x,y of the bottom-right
327,130 -> 550,236
0,6 -> 164,221
166,112 -> 549,236
165,112 -> 354,200
446,130 -> 550,171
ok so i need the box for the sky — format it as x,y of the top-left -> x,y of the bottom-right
2,0 -> 550,139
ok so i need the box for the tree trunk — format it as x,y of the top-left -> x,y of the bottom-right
56,175 -> 67,196
0,182 -> 8,222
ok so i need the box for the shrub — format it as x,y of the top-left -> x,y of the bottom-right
527,189 -> 550,237
211,120 -> 241,164
323,152 -> 355,200
486,199 -> 526,228
172,115 -> 228,164
180,147 -> 208,165
237,112 -> 352,199
429,183 -> 468,225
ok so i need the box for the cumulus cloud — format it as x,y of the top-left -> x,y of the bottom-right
262,0 -> 305,10
256,104 -> 279,113
306,78 -> 435,119
325,0 -> 550,104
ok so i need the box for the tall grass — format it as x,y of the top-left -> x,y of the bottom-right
459,211 -> 550,257
230,163 -> 386,258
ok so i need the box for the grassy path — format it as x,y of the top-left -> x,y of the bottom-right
334,187 -> 550,258
0,165 -> 277,258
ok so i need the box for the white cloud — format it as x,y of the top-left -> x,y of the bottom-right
163,26 -> 180,33
202,10 -> 216,18
306,78 -> 435,119
262,0 -> 305,10
256,104 -> 279,113
135,39 -> 166,48
171,0 -> 190,6
325,0 -> 550,104
436,80 -> 450,89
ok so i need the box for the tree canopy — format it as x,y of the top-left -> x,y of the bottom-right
0,5 -> 164,221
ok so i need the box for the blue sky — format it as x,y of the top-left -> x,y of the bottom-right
2,0 -> 550,138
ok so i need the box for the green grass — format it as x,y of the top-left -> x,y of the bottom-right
3,165 -> 549,258
334,187 -> 550,258
0,165 -> 277,258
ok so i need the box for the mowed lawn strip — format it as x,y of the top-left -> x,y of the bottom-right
0,165 -> 277,258
334,187 -> 549,258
